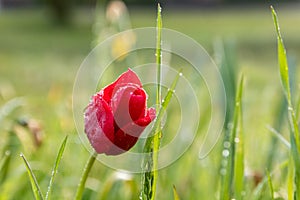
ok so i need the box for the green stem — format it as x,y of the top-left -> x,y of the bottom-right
75,152 -> 97,200
156,3 -> 162,107
152,4 -> 162,200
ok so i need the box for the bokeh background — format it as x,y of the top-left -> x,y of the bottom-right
1,0 -> 300,199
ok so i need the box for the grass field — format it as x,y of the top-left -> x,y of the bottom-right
1,4 -> 300,199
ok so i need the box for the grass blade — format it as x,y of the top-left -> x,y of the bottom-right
20,153 -> 44,200
75,151 -> 97,200
271,6 -> 300,199
156,3 -> 162,106
220,75 -> 244,200
141,69 -> 182,200
172,185 -> 180,200
266,169 -> 275,200
252,160 -> 288,199
141,4 -> 163,200
271,6 -> 291,103
287,156 -> 294,200
266,125 -> 290,148
233,75 -> 244,199
0,151 -> 11,185
45,136 -> 68,200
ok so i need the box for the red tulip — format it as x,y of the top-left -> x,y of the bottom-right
84,69 -> 156,155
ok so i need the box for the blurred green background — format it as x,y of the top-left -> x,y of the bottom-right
1,0 -> 300,199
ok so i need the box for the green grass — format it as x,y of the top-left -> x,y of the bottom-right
0,4 -> 300,199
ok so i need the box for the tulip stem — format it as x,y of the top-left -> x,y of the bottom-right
75,151 -> 97,200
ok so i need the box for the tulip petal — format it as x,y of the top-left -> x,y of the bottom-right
84,94 -> 115,154
101,69 -> 142,103
129,88 -> 147,121
135,107 -> 156,127
106,129 -> 139,155
110,85 -> 139,128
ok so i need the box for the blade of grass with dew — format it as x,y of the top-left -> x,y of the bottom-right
75,151 -> 97,200
156,3 -> 162,106
271,6 -> 300,199
0,151 -> 11,185
271,6 -> 291,103
220,75 -> 244,200
214,39 -> 237,128
271,6 -> 299,150
45,136 -> 68,200
233,75 -> 244,199
141,69 -> 182,200
172,185 -> 180,200
266,169 -> 275,200
20,153 -> 44,200
141,4 -> 162,200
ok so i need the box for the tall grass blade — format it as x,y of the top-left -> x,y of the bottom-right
266,170 -> 275,200
289,130 -> 300,199
156,3 -> 162,106
20,153 -> 44,200
220,75 -> 244,200
45,136 -> 68,200
214,39 -> 237,127
271,6 -> 291,103
152,4 -> 162,198
172,185 -> 180,200
75,151 -> 97,200
141,69 -> 182,200
141,4 -> 163,200
287,156 -> 294,200
271,6 -> 300,199
233,75 -> 244,200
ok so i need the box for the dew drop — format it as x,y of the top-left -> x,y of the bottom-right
227,123 -> 233,130
222,149 -> 230,157
234,137 -> 240,143
220,168 -> 227,175
223,141 -> 230,148
179,72 -> 183,76
221,159 -> 228,167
